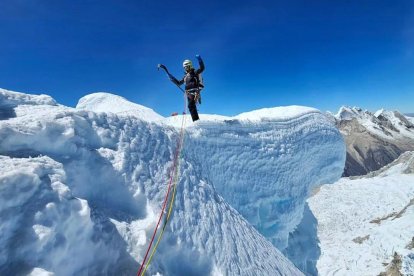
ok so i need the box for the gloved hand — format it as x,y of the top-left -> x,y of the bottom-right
195,54 -> 202,61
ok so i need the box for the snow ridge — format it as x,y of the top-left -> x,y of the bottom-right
0,88 -> 57,107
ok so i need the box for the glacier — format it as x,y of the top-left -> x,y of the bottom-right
0,88 -> 345,275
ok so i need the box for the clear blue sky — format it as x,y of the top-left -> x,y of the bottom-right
0,0 -> 413,116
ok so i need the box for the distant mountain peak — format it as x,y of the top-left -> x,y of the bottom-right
335,106 -> 370,120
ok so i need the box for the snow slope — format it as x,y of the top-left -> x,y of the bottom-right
0,89 -> 345,275
309,151 -> 414,276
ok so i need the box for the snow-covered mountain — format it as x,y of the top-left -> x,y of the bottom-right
331,106 -> 414,176
0,88 -> 345,275
309,151 -> 414,276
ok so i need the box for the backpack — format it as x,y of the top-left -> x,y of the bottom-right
195,72 -> 204,90
197,73 -> 204,104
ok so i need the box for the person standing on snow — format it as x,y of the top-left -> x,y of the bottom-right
168,55 -> 205,122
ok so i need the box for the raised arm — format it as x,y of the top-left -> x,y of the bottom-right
195,54 -> 205,74
158,63 -> 184,87
169,74 -> 184,86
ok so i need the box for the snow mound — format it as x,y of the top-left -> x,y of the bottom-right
0,88 -> 57,121
0,88 -> 346,275
235,105 -> 319,122
0,156 -> 130,275
76,92 -> 164,122
0,88 -> 57,107
309,151 -> 414,276
28,267 -> 54,276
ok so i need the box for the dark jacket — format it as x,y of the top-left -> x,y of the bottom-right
171,58 -> 205,91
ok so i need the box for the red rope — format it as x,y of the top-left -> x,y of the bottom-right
137,94 -> 188,276
137,139 -> 181,275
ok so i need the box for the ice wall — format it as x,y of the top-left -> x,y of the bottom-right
178,107 -> 345,250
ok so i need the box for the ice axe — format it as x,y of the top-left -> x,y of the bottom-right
157,64 -> 185,93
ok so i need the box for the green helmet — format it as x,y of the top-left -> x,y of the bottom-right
183,59 -> 193,71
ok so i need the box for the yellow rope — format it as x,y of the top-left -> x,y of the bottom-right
141,114 -> 187,276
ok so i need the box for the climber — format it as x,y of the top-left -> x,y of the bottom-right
158,55 -> 205,122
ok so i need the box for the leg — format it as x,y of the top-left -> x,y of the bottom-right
187,95 -> 199,122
